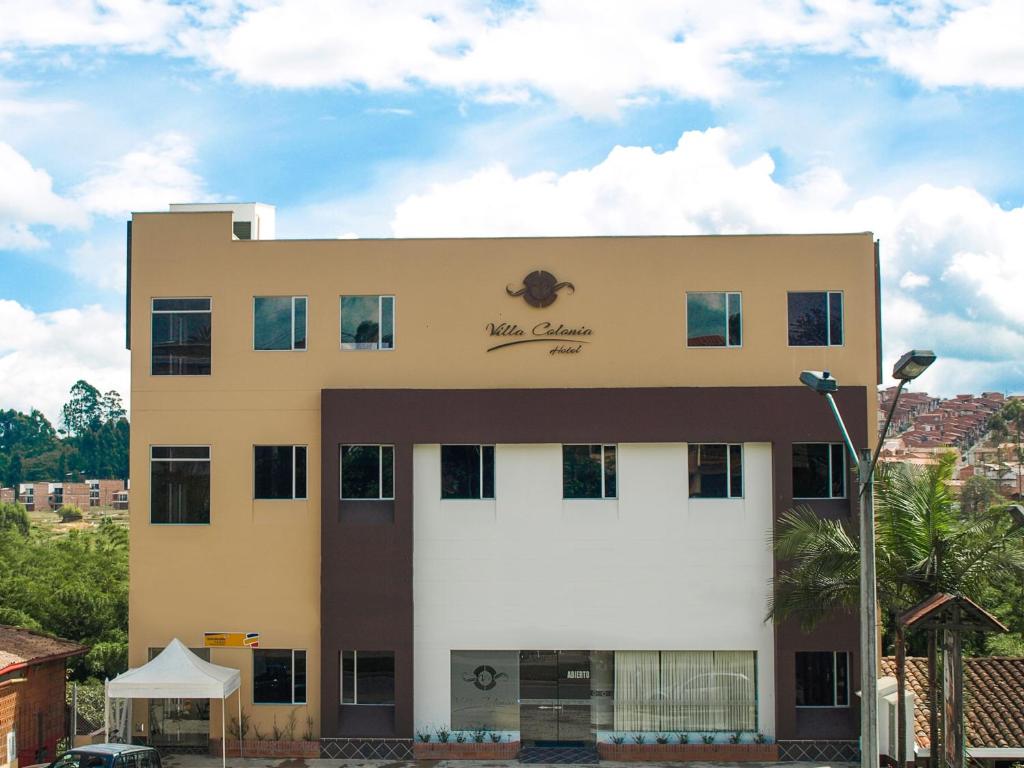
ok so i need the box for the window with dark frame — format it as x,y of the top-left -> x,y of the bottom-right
340,445 -> 395,500
254,296 -> 307,351
254,446 -> 307,500
441,445 -> 495,499
253,649 -> 306,704
151,298 -> 211,375
562,444 -> 616,499
340,295 -> 395,350
795,650 -> 849,707
687,292 -> 742,347
788,291 -> 843,346
688,444 -> 743,498
341,650 -> 395,705
792,443 -> 846,498
150,446 -> 210,524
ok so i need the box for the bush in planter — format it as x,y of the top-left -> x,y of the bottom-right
729,731 -> 742,744
303,715 -> 314,742
489,732 -> 503,743
228,709 -> 250,740
455,732 -> 467,743
435,726 -> 450,743
755,732 -> 768,744
631,733 -> 646,744
677,733 -> 689,744
701,733 -> 715,744
471,728 -> 487,743
655,734 -> 670,744
416,729 -> 432,743
611,735 -> 626,745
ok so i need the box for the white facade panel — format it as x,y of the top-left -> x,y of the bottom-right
413,442 -> 776,736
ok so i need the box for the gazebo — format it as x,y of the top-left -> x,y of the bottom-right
105,639 -> 242,768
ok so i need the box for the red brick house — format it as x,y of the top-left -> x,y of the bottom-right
0,626 -> 87,768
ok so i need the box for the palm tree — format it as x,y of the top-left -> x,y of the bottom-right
768,452 -> 1024,768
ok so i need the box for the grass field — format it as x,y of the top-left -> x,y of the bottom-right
29,505 -> 129,534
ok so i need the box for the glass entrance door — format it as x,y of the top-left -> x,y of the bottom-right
519,651 -> 592,745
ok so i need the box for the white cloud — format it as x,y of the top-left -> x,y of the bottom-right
68,238 -> 128,291
0,300 -> 129,425
74,132 -> 209,217
0,0 -> 186,51
899,271 -> 931,289
1,2 -> 1022,113
0,141 -> 87,249
389,126 -> 1024,396
871,0 -> 1024,89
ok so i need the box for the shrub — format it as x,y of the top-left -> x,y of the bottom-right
228,709 -> 251,740
59,504 -> 84,522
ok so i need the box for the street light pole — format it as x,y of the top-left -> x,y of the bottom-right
800,351 -> 935,768
821,392 -> 880,768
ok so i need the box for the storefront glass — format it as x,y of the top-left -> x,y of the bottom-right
451,651 -> 519,730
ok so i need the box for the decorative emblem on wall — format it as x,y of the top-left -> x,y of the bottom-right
506,270 -> 575,308
463,664 -> 509,691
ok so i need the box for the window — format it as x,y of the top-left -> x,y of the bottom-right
341,650 -> 395,705
340,295 -> 394,350
687,292 -> 741,347
254,446 -> 307,500
788,291 -> 843,346
792,443 -> 846,498
150,447 -> 210,524
254,296 -> 307,350
563,444 -> 616,499
795,651 -> 849,707
614,650 -> 756,731
688,444 -> 743,498
152,298 -> 211,375
441,445 -> 495,499
451,651 -> 520,729
341,445 -> 394,500
253,649 -> 306,704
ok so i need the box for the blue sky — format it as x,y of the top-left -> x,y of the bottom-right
1,0 -> 1023,421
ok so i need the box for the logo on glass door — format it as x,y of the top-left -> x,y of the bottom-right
507,271 -> 575,308
464,664 -> 509,691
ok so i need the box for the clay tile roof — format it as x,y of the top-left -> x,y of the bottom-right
881,656 -> 1024,749
0,624 -> 88,672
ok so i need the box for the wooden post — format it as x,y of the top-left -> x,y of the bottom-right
942,621 -> 964,768
928,630 -> 939,768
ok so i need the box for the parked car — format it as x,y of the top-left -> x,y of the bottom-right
47,745 -> 161,768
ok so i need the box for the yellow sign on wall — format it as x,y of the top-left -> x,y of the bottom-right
204,632 -> 259,648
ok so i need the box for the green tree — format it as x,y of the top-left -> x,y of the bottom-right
769,453 -> 1024,768
0,501 -> 30,536
61,380 -> 104,438
960,475 -> 1003,518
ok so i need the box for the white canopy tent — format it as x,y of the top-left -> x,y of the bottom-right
105,639 -> 242,768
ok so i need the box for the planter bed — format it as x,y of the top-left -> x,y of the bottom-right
208,738 -> 320,758
598,742 -> 779,762
413,741 -> 521,760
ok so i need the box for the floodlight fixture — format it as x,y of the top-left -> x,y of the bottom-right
799,369 -> 839,394
893,349 -> 936,381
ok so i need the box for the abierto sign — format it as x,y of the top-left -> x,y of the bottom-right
203,632 -> 259,648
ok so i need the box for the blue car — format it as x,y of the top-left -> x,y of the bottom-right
48,745 -> 161,768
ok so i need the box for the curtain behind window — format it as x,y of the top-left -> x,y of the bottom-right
614,651 -> 755,732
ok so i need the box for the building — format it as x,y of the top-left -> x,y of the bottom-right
0,625 -> 88,768
13,480 -> 127,513
880,656 -> 1024,766
127,203 -> 880,760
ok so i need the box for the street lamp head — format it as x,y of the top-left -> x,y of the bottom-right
799,369 -> 839,394
892,349 -> 936,381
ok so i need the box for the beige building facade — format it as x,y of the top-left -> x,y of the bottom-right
129,204 -> 879,759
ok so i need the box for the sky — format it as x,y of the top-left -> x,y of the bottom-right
1,0 -> 1023,424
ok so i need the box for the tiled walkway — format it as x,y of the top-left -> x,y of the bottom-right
164,755 -> 857,768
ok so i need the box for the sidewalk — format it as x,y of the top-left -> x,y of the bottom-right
162,756 -> 857,768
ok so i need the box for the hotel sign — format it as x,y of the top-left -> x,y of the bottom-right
489,270 -> 592,354
204,632 -> 260,648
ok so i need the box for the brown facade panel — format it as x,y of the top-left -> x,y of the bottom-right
321,386 -> 868,741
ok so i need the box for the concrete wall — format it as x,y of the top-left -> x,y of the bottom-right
412,442 -> 776,736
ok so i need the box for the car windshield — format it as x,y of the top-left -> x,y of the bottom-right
52,754 -> 107,768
